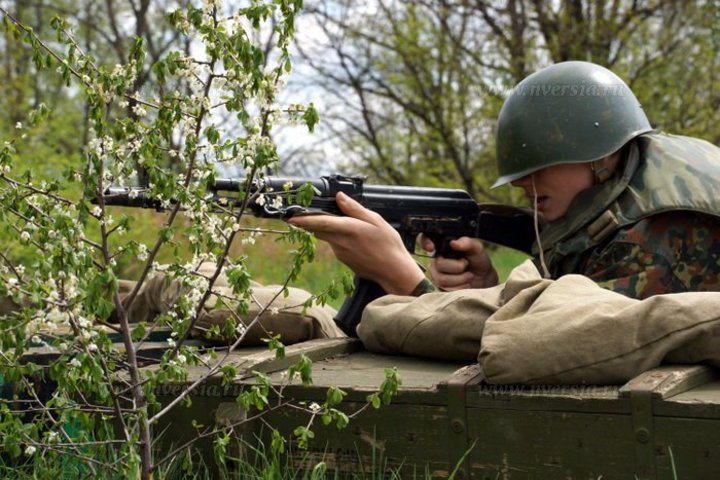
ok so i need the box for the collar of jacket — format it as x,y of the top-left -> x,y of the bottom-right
532,132 -> 720,276
532,141 -> 639,259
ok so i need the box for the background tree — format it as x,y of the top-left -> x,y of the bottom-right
295,0 -> 719,202
0,0 -> 83,170
0,2 -> 384,478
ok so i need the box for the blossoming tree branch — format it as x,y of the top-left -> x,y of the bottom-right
0,2 -> 399,478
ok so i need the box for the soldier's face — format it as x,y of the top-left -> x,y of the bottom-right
510,163 -> 594,222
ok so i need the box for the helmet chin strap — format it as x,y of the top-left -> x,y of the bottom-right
532,176 -> 551,278
590,158 -> 612,184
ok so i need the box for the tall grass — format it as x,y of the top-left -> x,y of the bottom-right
110,210 -> 530,309
235,222 -> 530,309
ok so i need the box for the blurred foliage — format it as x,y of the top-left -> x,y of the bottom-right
0,2 -> 332,476
295,0 -> 719,206
2,0 -> 714,278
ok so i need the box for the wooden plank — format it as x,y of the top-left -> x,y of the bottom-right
467,383 -> 628,415
629,389 -> 656,480
234,337 -> 364,377
261,351 -> 467,405
654,379 -> 720,418
465,408 -> 637,479
443,364 -> 484,479
242,401 -> 453,476
619,365 -> 718,400
181,338 -> 362,382
653,416 -> 720,480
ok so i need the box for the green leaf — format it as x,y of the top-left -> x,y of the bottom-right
333,409 -> 349,429
131,322 -> 147,341
288,354 -> 313,386
292,425 -> 314,449
326,386 -> 346,406
205,125 -> 220,144
379,367 -> 401,405
159,226 -> 174,242
302,102 -> 320,132
270,429 -> 286,455
264,334 -> 286,359
226,265 -> 251,295
296,182 -> 317,207
367,393 -> 381,409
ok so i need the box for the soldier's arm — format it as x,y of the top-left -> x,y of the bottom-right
578,211 -> 720,299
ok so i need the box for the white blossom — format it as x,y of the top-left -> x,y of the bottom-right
132,104 -> 148,117
77,316 -> 91,329
24,445 -> 36,456
271,195 -> 284,210
47,308 -> 68,325
235,323 -> 247,336
137,243 -> 148,261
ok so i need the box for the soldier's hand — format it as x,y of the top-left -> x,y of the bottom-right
288,192 -> 425,296
419,235 -> 499,290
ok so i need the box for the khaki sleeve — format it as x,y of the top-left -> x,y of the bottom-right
357,284 -> 505,362
122,262 -> 344,346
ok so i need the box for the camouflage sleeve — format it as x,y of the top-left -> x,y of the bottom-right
578,211 -> 720,299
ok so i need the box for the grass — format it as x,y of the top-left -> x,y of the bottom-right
235,222 -> 530,309
107,210 -> 531,310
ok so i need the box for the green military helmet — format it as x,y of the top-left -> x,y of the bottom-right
493,61 -> 652,187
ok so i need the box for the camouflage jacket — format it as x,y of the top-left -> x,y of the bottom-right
534,132 -> 720,299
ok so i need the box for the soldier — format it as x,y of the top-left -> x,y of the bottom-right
289,61 -> 720,305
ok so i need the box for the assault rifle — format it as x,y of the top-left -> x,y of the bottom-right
97,175 -> 536,335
